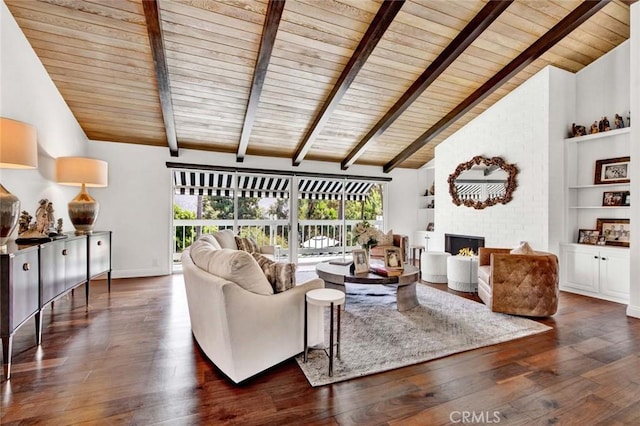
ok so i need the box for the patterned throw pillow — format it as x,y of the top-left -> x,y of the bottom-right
510,241 -> 534,254
251,253 -> 296,293
235,236 -> 260,253
377,229 -> 394,246
270,263 -> 296,293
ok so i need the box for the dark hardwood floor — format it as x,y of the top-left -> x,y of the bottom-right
2,272 -> 640,425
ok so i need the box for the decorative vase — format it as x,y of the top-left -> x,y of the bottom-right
0,183 -> 20,249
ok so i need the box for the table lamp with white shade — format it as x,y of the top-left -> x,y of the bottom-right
0,118 -> 38,250
56,157 -> 108,234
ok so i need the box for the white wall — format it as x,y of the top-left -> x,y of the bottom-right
548,68 -> 576,255
433,66 -> 573,253
0,1 -> 88,238
575,40 -> 631,127
628,3 -> 639,318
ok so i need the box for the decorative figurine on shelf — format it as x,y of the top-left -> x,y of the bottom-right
424,189 -> 430,196
427,200 -> 435,208
429,183 -> 435,195
571,123 -> 587,137
627,110 -> 631,127
589,121 -> 599,134
598,116 -> 611,132
614,113 -> 625,129
16,199 -> 67,243
18,211 -> 32,235
35,199 -> 53,234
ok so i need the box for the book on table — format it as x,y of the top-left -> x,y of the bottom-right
369,265 -> 403,277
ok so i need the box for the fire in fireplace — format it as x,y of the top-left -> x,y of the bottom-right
445,234 -> 485,255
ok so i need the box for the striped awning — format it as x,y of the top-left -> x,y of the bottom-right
455,182 -> 506,201
174,171 -> 290,198
173,170 -> 374,200
297,178 -> 373,201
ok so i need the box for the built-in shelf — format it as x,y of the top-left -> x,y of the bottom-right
561,117 -> 630,303
569,183 -> 630,189
564,126 -> 631,143
569,206 -> 630,209
563,242 -> 629,250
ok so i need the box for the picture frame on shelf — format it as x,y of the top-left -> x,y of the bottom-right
602,191 -> 628,206
383,247 -> 403,270
596,218 -> 630,247
622,192 -> 630,206
597,236 -> 606,246
352,249 -> 369,274
577,229 -> 599,245
594,157 -> 630,185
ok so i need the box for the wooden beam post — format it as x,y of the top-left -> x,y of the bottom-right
341,0 -> 512,170
236,0 -> 286,162
142,0 -> 179,157
291,0 -> 405,167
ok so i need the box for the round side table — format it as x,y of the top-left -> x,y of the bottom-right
446,255 -> 479,292
421,251 -> 451,283
304,288 -> 345,377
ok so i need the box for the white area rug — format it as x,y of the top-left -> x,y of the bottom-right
295,273 -> 551,387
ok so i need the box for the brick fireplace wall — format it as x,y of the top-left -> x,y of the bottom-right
431,66 -> 573,254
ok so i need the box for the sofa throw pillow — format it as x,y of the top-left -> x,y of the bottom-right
235,236 -> 260,253
252,253 -> 297,293
190,242 -> 273,295
510,241 -> 534,255
212,229 -> 238,250
199,234 -> 222,249
270,262 -> 296,293
377,229 -> 394,246
189,238 -> 219,269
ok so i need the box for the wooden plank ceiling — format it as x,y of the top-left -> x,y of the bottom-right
4,0 -> 633,171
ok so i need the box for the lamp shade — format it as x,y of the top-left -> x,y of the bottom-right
56,157 -> 108,187
0,117 -> 38,169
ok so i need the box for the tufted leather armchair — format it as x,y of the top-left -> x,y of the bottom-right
477,247 -> 559,317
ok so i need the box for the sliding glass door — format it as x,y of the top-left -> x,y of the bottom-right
172,169 -> 385,267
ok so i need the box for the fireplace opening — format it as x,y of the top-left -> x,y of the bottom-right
445,234 -> 485,255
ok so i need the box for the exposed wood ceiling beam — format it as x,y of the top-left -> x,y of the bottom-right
142,0 -> 179,157
383,0 -> 611,173
341,0 -> 512,171
291,0 -> 405,167
236,0 -> 285,162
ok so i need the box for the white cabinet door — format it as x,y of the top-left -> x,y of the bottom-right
562,245 -> 600,293
598,248 -> 630,301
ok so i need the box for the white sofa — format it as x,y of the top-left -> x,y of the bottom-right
182,236 -> 324,384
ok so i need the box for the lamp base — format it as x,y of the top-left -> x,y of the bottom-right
0,183 -> 21,247
69,184 -> 99,235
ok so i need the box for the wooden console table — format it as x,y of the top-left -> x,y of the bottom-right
0,231 -> 111,380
